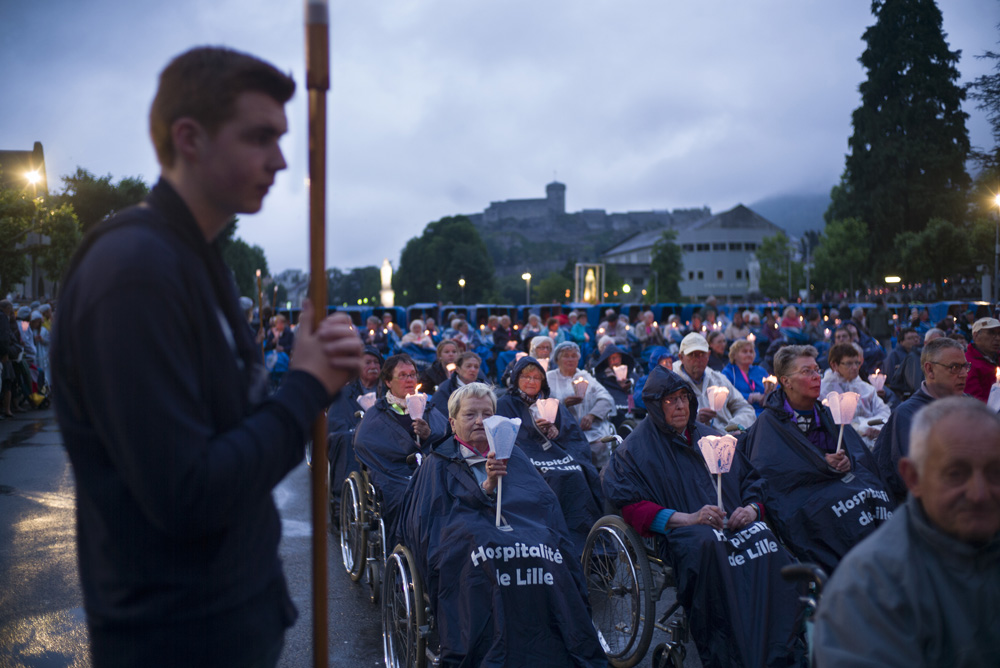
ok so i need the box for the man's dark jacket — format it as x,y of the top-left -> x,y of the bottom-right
52,180 -> 330,667
873,384 -> 936,503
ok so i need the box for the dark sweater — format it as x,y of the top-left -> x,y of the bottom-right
52,179 -> 330,667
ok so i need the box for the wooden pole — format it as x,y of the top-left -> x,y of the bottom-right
306,2 -> 330,667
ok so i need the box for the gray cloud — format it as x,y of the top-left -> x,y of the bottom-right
1,0 -> 995,275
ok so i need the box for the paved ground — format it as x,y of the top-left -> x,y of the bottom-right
0,408 -> 699,668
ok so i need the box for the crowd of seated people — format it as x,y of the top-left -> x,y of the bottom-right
319,299 -> 998,665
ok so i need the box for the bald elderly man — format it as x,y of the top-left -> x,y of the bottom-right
814,396 -> 1000,668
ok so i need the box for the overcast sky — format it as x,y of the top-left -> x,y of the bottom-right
2,1 -> 997,277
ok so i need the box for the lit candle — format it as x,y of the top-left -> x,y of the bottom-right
747,333 -> 756,344
446,363 -> 456,376
824,328 -> 831,339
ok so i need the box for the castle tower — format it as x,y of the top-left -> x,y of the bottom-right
546,181 -> 566,215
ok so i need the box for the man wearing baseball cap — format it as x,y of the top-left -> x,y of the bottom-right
671,332 -> 756,431
965,317 -> 1000,402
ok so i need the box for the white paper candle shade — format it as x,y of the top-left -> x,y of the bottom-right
538,358 -> 549,372
515,352 -> 527,361
822,391 -> 860,425
706,386 -> 729,412
868,371 -> 886,392
697,434 -> 738,474
572,378 -> 589,397
613,365 -> 628,382
533,397 -> 560,424
405,393 -> 427,421
358,392 -> 376,411
483,415 -> 521,460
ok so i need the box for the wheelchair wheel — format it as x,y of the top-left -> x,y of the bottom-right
366,517 -> 386,605
582,515 -> 655,668
616,418 -> 639,440
382,545 -> 426,668
340,471 -> 367,582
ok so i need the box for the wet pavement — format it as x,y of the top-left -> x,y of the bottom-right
0,409 -> 381,668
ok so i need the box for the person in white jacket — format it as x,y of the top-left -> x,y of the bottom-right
671,333 -> 756,432
820,342 -> 891,449
547,341 -> 616,469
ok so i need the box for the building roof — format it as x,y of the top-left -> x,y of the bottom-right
685,204 -> 783,232
600,204 -> 784,257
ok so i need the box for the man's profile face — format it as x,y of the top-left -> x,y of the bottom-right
903,414 -> 1000,545
197,91 -> 287,224
681,350 -> 708,380
924,347 -> 969,397
902,331 -> 920,351
974,327 -> 1000,356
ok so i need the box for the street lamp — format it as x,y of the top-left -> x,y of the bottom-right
993,193 -> 1000,305
622,283 -> 631,302
458,276 -> 466,303
521,272 -> 532,305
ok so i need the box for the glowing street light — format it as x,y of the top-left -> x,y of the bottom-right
521,272 -> 532,305
885,276 -> 901,284
458,276 -> 466,303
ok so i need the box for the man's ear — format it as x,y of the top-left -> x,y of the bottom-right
899,457 -> 920,497
170,117 -> 206,165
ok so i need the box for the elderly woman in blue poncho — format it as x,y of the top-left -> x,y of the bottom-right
602,366 -> 806,668
495,356 -> 603,558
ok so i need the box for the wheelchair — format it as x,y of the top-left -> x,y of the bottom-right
340,467 -> 388,605
582,515 -> 689,668
381,543 -> 442,668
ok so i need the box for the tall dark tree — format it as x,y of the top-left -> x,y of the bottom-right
827,0 -> 971,270
967,30 -> 1000,176
0,187 -> 33,292
34,200 -> 82,293
394,215 -> 495,305
649,229 -> 683,302
811,218 -> 871,293
757,233 -> 805,300
56,168 -> 149,234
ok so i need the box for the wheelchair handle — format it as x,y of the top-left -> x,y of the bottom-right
780,563 -> 828,594
867,418 -> 885,426
724,424 -> 744,433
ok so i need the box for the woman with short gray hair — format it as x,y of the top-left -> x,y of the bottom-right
741,344 -> 894,573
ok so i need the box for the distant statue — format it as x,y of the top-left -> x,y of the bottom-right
584,267 -> 598,304
380,258 -> 395,307
748,254 -> 761,294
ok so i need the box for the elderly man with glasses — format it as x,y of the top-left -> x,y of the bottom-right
874,337 -> 971,505
964,317 -> 1000,402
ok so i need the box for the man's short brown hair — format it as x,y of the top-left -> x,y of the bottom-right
149,47 -> 295,167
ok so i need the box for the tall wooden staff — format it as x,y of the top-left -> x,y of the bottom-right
306,1 -> 330,666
